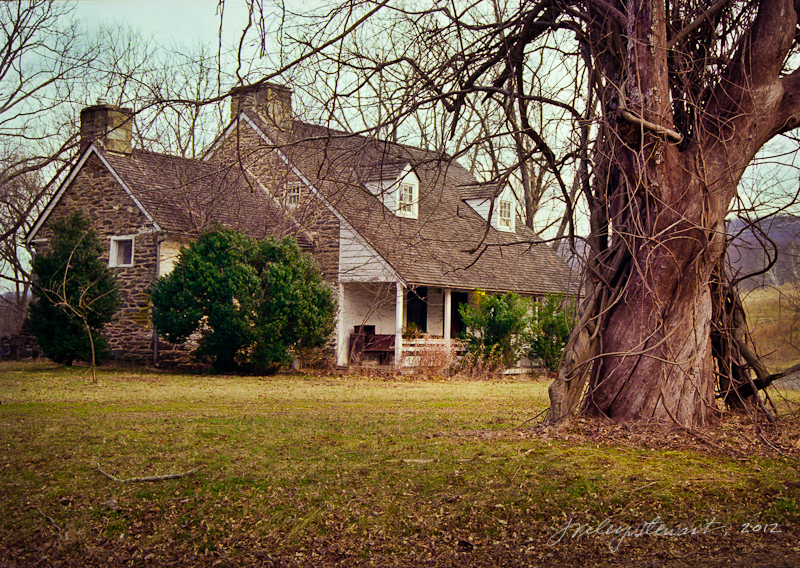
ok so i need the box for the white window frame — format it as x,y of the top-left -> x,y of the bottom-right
498,199 -> 513,230
109,236 -> 134,267
399,183 -> 414,213
396,181 -> 418,218
285,181 -> 303,209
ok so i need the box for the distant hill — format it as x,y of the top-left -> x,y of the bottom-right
555,214 -> 800,291
727,214 -> 800,289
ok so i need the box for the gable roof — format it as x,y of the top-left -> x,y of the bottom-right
235,111 -> 577,296
28,144 -> 312,247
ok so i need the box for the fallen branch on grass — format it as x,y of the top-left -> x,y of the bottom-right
94,463 -> 206,483
31,504 -> 62,533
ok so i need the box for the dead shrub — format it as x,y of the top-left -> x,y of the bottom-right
451,347 -> 506,379
411,342 -> 457,378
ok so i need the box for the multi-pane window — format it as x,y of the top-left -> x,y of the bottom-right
498,200 -> 512,229
109,237 -> 134,267
286,181 -> 302,208
399,182 -> 415,214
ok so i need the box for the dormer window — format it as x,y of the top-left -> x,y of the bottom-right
359,162 -> 419,219
399,183 -> 414,214
395,171 -> 418,219
498,200 -> 513,230
459,181 -> 517,232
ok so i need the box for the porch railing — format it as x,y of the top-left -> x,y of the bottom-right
400,337 -> 465,367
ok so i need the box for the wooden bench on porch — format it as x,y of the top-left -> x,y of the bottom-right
349,328 -> 395,366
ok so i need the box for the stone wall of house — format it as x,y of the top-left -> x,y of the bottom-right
0,328 -> 41,360
210,124 -> 342,284
33,154 -> 159,362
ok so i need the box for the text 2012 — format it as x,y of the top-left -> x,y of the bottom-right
740,522 -> 780,533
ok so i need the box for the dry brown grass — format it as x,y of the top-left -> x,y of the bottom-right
743,285 -> 800,373
408,342 -> 457,378
1,362 -> 799,567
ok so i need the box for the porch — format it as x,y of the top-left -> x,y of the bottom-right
336,281 -> 472,368
347,332 -> 467,369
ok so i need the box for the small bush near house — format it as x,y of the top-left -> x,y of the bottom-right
249,235 -> 337,372
150,228 -> 336,374
458,290 -> 531,368
528,293 -> 575,372
27,211 -> 121,366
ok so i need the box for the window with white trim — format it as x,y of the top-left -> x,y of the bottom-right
285,181 -> 302,209
399,183 -> 414,213
109,237 -> 134,267
498,200 -> 513,230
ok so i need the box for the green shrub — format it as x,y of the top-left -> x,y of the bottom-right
528,294 -> 575,372
458,291 -> 531,368
151,229 -> 260,372
250,235 -> 337,372
150,229 -> 336,373
28,211 -> 121,366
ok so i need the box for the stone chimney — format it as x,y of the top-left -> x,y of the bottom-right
229,82 -> 293,131
80,101 -> 133,154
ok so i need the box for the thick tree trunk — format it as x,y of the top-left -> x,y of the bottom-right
578,1 -> 718,427
582,243 -> 718,427
544,0 -> 800,427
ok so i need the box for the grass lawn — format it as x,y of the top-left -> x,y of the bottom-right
1,361 -> 800,567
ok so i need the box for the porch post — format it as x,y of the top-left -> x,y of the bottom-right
443,288 -> 452,348
337,282 -> 347,367
395,281 -> 404,368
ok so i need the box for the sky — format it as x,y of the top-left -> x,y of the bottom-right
73,0 -> 245,49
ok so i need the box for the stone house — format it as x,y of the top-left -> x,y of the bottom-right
26,82 -> 576,368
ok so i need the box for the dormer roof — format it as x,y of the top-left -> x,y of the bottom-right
352,161 -> 409,183
456,181 -> 501,201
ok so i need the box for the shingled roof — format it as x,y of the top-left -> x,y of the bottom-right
239,111 -> 577,296
32,145 -> 311,247
104,148 -> 307,240
456,181 -> 501,201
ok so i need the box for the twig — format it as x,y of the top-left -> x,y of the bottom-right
515,407 -> 549,430
94,463 -> 206,483
755,429 -> 790,457
32,505 -> 61,534
626,481 -> 658,493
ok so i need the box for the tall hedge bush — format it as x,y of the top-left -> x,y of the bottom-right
150,229 -> 336,373
28,211 -> 121,368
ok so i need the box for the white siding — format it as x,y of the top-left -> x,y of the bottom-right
339,225 -> 396,282
465,197 -> 492,223
341,282 -> 397,335
365,180 -> 396,212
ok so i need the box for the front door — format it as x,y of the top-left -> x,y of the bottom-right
406,287 -> 428,333
451,291 -> 469,338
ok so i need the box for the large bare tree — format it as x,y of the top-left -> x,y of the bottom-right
549,0 -> 800,427
229,0 -> 800,428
